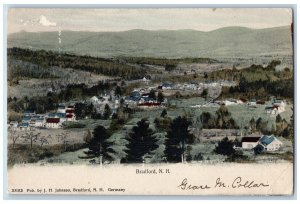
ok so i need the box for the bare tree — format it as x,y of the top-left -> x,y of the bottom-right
38,135 -> 50,150
9,128 -> 21,149
57,132 -> 69,151
22,131 -> 40,149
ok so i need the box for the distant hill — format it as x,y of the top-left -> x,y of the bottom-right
7,26 -> 293,58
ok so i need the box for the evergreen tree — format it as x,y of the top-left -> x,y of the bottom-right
84,125 -> 115,163
149,89 -> 156,100
125,119 -> 158,163
157,91 -> 164,103
115,86 -> 122,97
214,137 -> 235,156
164,116 -> 194,163
276,114 -> 282,123
103,104 -> 112,119
201,89 -> 208,99
160,109 -> 167,118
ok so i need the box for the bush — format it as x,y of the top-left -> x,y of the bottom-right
214,137 -> 235,156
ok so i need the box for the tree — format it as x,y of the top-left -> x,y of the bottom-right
239,75 -> 248,92
103,104 -> 112,119
84,125 -> 115,163
125,119 -> 158,163
22,131 -> 40,149
276,114 -> 282,123
149,89 -> 156,100
157,91 -> 164,103
215,105 -> 234,128
9,128 -> 21,149
160,109 -> 167,118
38,135 -> 49,150
201,89 -> 208,99
56,132 -> 69,151
192,116 -> 203,141
214,137 -> 235,156
115,86 -> 122,97
164,116 -> 194,163
154,117 -> 171,132
200,112 -> 215,129
249,117 -> 256,132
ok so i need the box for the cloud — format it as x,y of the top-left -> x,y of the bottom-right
39,15 -> 56,26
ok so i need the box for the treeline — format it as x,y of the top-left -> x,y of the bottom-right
8,60 -> 59,84
8,47 -> 146,80
120,56 -> 218,66
221,77 -> 293,99
206,60 -> 292,82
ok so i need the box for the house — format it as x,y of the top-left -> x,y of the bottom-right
101,96 -> 110,104
18,122 -> 30,131
67,105 -> 75,110
21,116 -> 32,123
23,110 -> 36,116
9,121 -> 18,128
258,135 -> 283,152
56,113 -> 67,123
35,117 -> 45,128
57,105 -> 66,113
265,106 -> 273,113
66,113 -> 76,121
90,96 -> 100,104
142,75 -> 151,82
222,99 -> 243,106
272,99 -> 286,107
161,82 -> 173,90
265,105 -> 285,115
248,99 -> 257,107
29,120 -> 37,129
241,137 -> 261,149
127,91 -> 141,102
46,118 -> 61,129
256,100 -> 265,105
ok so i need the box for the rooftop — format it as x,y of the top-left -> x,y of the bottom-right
46,118 -> 60,123
259,135 -> 275,146
241,137 -> 261,143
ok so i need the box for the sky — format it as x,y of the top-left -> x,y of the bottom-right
7,8 -> 293,34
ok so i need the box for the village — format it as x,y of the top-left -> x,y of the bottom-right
8,75 -> 291,162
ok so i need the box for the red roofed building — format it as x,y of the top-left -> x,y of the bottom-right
66,109 -> 74,114
66,105 -> 76,120
46,118 -> 61,128
241,137 -> 261,149
66,114 -> 76,121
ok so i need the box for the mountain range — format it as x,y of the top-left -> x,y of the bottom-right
7,26 -> 293,58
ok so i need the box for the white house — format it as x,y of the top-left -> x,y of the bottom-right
272,99 -> 286,108
57,105 -> 66,113
258,135 -> 283,151
35,118 -> 45,128
248,99 -> 257,107
9,121 -> 18,128
90,96 -> 100,104
241,137 -> 261,149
